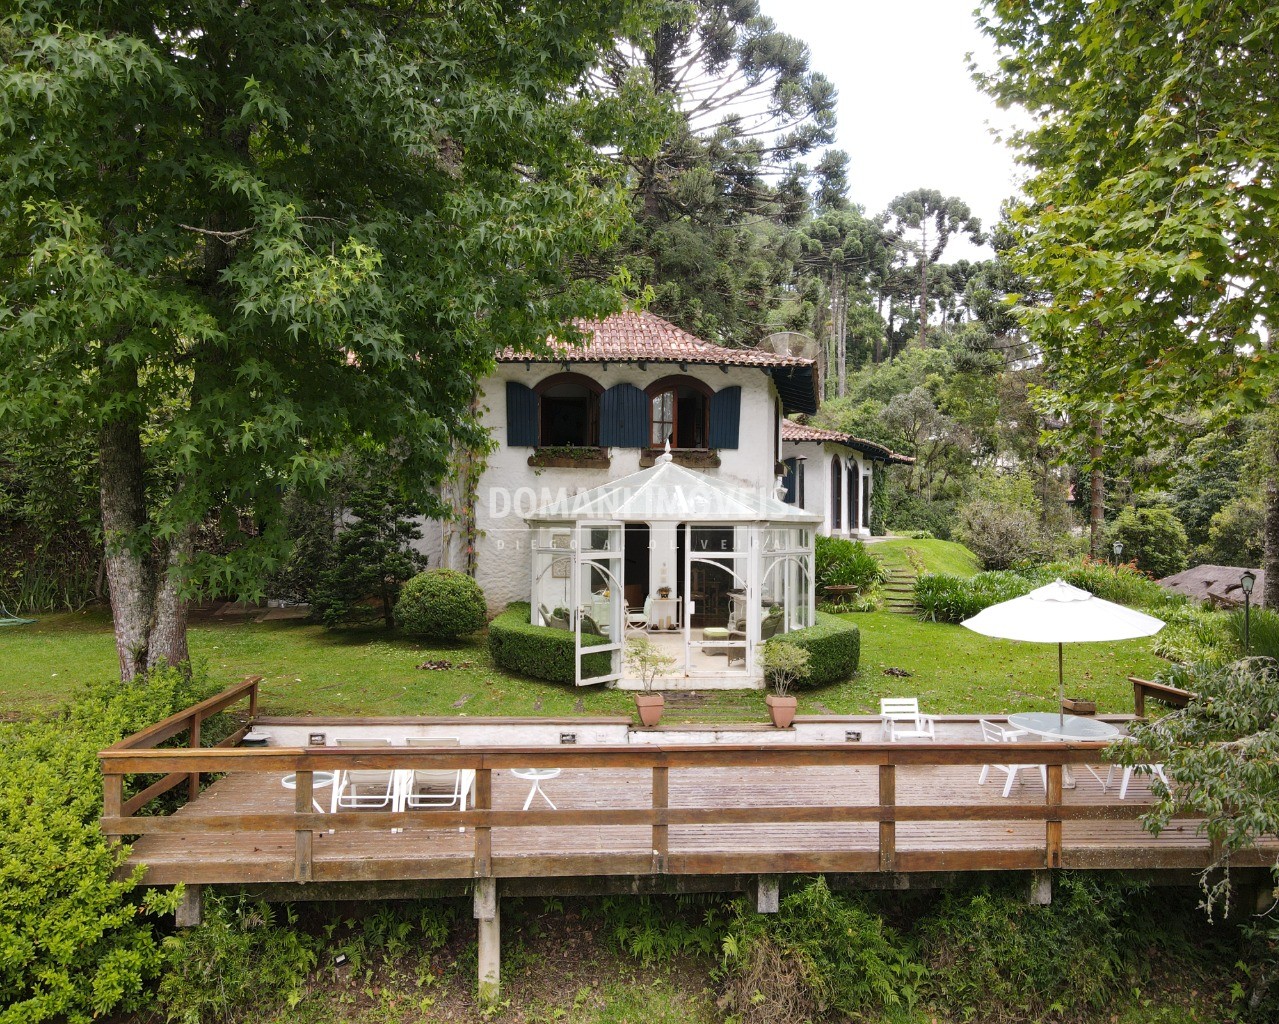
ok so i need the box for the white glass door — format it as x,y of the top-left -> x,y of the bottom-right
573,521 -> 624,686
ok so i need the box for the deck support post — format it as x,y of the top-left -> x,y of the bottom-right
1028,871 -> 1052,906
175,883 -> 203,927
755,875 -> 780,914
473,878 -> 500,1005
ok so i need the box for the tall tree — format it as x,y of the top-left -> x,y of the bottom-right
883,189 -> 983,347
978,0 -> 1279,597
0,0 -> 650,679
595,0 -> 837,342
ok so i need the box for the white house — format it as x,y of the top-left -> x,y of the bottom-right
779,421 -> 912,539
421,310 -> 906,687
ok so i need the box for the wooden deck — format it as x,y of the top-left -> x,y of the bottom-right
115,759 -> 1251,886
100,679 -> 1278,890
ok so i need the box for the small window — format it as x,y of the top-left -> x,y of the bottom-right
536,373 -> 600,446
647,376 -> 710,449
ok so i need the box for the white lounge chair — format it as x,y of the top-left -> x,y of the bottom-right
331,737 -> 396,812
879,698 -> 936,742
978,718 -> 1047,798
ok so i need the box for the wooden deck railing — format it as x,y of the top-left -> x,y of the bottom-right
99,737 -> 1182,882
102,675 -> 260,819
1129,675 -> 1195,717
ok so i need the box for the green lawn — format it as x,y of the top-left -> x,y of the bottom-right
869,537 -> 981,577
3,606 -> 1164,721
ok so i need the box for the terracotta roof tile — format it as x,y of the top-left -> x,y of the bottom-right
781,419 -> 914,465
498,310 -> 812,368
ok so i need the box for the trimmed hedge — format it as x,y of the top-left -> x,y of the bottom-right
768,612 -> 860,690
488,602 -> 611,685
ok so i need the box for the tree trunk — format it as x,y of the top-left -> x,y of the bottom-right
918,222 -> 929,348
1263,407 -> 1279,608
1088,417 -> 1105,559
98,367 -> 191,680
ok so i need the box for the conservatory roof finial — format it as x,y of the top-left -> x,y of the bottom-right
658,439 -> 673,464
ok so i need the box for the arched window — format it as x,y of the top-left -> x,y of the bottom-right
535,373 -> 601,446
830,457 -> 842,531
646,376 -> 711,450
847,458 -> 859,530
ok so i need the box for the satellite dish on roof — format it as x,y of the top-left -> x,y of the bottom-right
762,332 -> 820,361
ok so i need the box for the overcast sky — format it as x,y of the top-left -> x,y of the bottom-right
757,0 -> 1026,259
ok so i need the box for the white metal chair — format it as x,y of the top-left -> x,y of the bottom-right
978,718 -> 1047,797
625,596 -> 653,634
879,698 -> 936,742
331,737 -> 396,812
1105,737 -> 1169,799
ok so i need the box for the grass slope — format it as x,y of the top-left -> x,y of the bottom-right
869,537 -> 981,578
4,606 -> 1163,721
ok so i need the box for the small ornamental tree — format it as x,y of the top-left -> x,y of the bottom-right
308,459 -> 429,629
395,569 -> 488,640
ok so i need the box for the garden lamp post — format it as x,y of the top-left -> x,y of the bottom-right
1112,540 -> 1123,566
1241,570 -> 1256,653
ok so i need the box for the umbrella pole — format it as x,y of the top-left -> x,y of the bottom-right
1058,642 -> 1064,729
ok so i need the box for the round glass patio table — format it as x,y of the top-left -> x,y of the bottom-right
281,770 -> 337,812
1005,713 -> 1119,789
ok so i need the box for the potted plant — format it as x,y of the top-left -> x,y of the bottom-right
760,640 -> 809,729
624,636 -> 676,727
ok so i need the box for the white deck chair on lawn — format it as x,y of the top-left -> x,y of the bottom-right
879,698 -> 936,742
978,718 -> 1047,798
331,737 -> 396,813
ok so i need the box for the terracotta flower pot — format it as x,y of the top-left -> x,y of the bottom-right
766,694 -> 797,729
635,693 -> 665,728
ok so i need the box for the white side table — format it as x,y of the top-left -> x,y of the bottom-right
511,767 -> 561,810
281,771 -> 336,812
649,596 -> 681,631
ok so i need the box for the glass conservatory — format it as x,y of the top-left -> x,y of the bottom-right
525,449 -> 822,687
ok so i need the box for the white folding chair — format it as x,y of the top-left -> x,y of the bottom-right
978,719 -> 1047,797
1105,737 -> 1169,799
879,698 -> 936,742
331,737 -> 396,812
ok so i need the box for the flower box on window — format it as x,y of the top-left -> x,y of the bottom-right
638,448 -> 721,469
528,446 -> 611,469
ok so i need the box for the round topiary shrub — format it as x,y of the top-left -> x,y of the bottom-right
395,568 -> 488,639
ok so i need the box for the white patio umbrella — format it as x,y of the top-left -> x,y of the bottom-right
961,579 -> 1165,726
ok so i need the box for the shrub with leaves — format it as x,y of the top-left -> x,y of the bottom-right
718,877 -> 924,1024
1153,605 -> 1235,665
814,535 -> 885,594
955,496 -> 1049,570
1109,506 -> 1190,580
914,570 -> 1035,623
394,568 -> 487,640
0,670 -> 215,1024
918,875 -> 1190,1022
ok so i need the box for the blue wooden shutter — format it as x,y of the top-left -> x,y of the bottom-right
708,386 -> 741,449
782,457 -> 798,504
506,382 -> 538,446
599,383 -> 648,447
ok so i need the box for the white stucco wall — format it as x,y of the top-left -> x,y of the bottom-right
781,441 -> 873,540
422,362 -> 786,613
